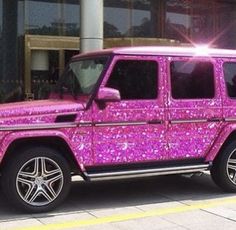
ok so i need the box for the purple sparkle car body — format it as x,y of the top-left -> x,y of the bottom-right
1,46 -> 236,212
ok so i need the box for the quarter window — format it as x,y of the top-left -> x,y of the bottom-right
106,60 -> 158,100
223,62 -> 236,98
170,61 -> 215,99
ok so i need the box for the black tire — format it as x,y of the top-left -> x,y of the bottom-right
211,141 -> 236,192
1,146 -> 71,213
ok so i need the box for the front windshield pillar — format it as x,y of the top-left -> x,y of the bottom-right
55,56 -> 109,99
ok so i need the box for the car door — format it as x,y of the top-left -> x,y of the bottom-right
92,55 -> 168,166
166,57 -> 223,161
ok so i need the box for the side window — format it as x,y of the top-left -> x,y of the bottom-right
106,60 -> 158,100
223,62 -> 236,98
170,61 -> 215,99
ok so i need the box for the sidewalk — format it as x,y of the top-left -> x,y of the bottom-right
1,173 -> 236,230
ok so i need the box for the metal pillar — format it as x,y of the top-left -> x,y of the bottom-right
80,0 -> 103,53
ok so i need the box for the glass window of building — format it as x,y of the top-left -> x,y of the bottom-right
104,0 -> 130,37
190,0 -> 215,44
2,0 -> 236,105
0,0 -> 2,35
217,1 -> 236,48
0,1 -> 23,103
165,0 -> 191,43
104,0 -> 160,38
25,0 -> 80,36
18,0 -> 25,36
104,0 -> 218,44
164,0 -> 217,45
0,0 -> 2,89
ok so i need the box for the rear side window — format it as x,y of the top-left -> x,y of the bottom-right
223,62 -> 236,98
170,61 -> 215,99
106,60 -> 158,100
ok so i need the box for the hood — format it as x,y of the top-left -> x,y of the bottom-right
0,99 -> 85,119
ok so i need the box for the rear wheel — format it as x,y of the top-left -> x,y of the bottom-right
1,146 -> 71,212
211,141 -> 236,192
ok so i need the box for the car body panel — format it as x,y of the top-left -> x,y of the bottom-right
1,46 -> 236,173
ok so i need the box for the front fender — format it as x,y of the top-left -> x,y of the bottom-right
205,123 -> 236,161
0,129 -> 73,164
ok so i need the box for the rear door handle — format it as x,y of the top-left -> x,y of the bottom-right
148,120 -> 163,125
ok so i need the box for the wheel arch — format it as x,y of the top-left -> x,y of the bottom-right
206,125 -> 236,162
0,136 -> 82,175
214,131 -> 236,160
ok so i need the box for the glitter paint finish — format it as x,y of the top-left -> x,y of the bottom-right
0,99 -> 93,167
2,47 -> 236,171
205,123 -> 236,161
205,58 -> 236,161
166,57 -> 223,160
91,55 -> 167,165
92,103 -> 167,164
218,58 -> 236,118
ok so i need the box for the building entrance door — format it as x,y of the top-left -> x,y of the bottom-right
24,35 -> 80,100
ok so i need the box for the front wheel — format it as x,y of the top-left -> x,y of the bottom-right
211,141 -> 236,192
1,146 -> 71,212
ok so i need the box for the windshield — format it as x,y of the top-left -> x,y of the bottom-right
56,56 -> 108,97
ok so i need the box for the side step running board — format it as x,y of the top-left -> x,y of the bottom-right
84,164 -> 210,181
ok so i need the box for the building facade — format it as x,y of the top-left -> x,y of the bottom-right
0,0 -> 236,102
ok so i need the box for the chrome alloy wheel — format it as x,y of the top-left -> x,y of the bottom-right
227,150 -> 236,185
16,157 -> 64,206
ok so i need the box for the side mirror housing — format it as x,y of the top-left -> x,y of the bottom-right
96,87 -> 121,102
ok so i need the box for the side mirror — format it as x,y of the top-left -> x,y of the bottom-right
96,87 -> 121,102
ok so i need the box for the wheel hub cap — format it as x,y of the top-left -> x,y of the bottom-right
227,150 -> 236,185
16,157 -> 64,207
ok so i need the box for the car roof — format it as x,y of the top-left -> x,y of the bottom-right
72,46 -> 236,59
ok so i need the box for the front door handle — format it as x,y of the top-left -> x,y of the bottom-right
207,118 -> 222,122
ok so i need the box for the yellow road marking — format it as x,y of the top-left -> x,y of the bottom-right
15,197 -> 236,230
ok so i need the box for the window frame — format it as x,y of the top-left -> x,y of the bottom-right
104,56 -> 160,101
223,61 -> 236,100
169,57 -> 216,101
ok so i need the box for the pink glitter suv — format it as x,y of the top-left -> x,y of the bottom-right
1,46 -> 236,212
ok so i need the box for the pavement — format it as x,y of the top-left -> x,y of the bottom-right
1,172 -> 236,230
